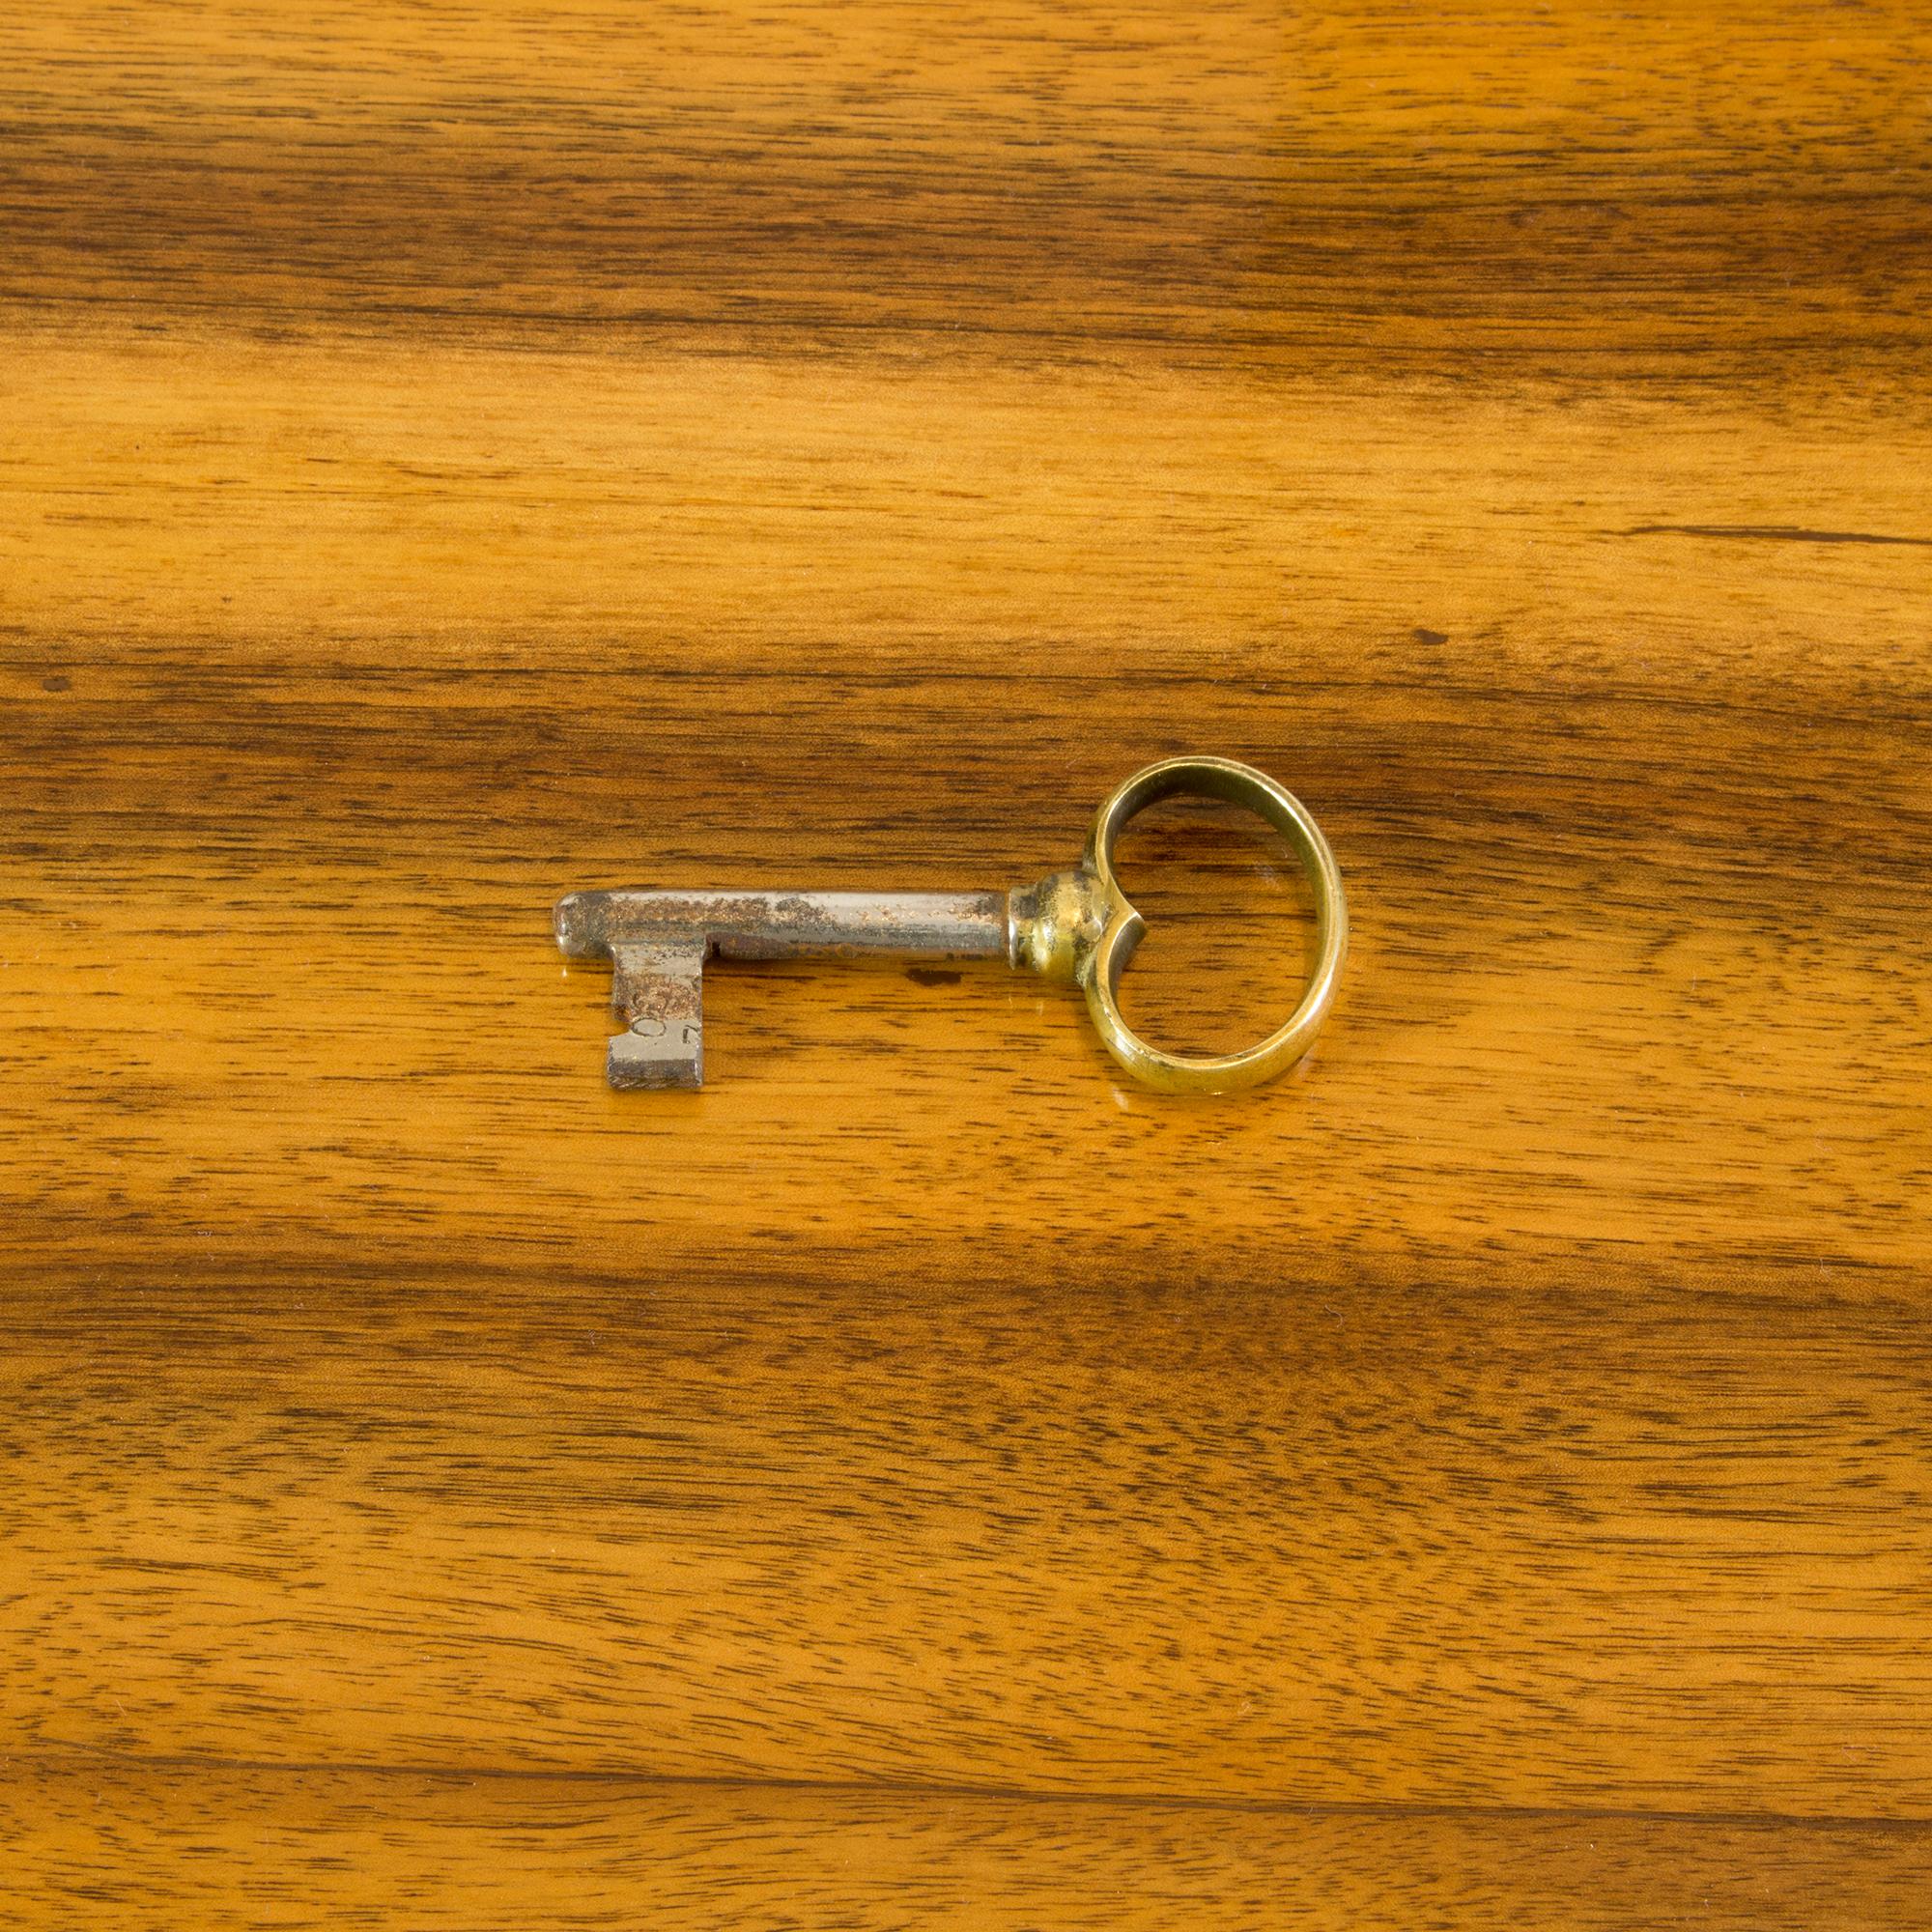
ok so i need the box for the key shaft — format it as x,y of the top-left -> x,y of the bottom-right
556,888 -> 1010,964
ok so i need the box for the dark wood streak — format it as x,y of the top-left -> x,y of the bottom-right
8,1257 -> 1932,1812
7,1765 -> 1931,1931
1619,525 -> 1932,546
2,3 -> 1929,373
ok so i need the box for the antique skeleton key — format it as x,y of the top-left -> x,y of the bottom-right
554,755 -> 1347,1095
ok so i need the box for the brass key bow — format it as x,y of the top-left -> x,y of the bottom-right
554,754 -> 1347,1094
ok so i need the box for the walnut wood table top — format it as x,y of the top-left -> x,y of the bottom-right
4,2 -> 1929,1924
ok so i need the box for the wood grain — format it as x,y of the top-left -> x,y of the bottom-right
10,1256 -> 1932,1810
8,1767 -> 1932,1931
5,0 -> 1929,373
4,0 -> 1930,1921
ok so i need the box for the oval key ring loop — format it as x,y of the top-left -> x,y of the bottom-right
1079,755 -> 1348,1094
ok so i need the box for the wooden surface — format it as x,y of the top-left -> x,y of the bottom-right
4,0 -> 1930,1923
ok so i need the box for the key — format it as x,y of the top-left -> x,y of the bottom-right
554,754 -> 1347,1095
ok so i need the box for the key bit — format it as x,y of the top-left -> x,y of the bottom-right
554,756 -> 1348,1095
